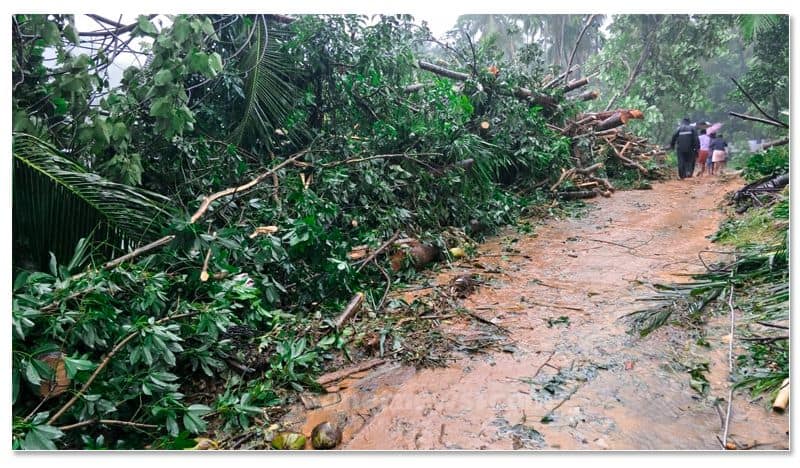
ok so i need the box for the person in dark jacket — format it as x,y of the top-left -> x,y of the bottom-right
669,117 -> 700,179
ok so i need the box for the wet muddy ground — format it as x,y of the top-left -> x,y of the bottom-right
281,176 -> 790,450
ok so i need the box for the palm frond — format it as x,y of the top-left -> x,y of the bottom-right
230,15 -> 303,149
13,133 -> 174,271
737,14 -> 781,42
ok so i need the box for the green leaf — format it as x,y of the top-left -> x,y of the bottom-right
23,425 -> 63,450
52,97 -> 68,115
207,52 -> 223,76
95,119 -> 112,145
166,415 -> 179,436
183,412 -> 207,434
41,22 -> 61,45
112,122 -> 128,141
149,97 -> 173,118
63,357 -> 96,378
154,69 -> 173,86
137,16 -> 158,35
63,24 -> 80,45
187,404 -> 212,415
172,18 -> 191,43
200,17 -> 215,35
188,51 -> 210,74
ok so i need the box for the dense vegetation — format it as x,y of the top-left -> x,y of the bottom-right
11,13 -> 788,450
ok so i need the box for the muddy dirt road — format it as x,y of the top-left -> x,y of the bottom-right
283,176 -> 790,450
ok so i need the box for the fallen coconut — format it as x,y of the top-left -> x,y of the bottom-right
449,247 -> 465,259
271,431 -> 307,450
311,422 -> 342,449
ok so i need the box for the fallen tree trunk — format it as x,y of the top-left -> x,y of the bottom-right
562,77 -> 589,93
734,172 -> 789,201
557,190 -> 598,200
761,137 -> 789,150
390,239 -> 440,271
569,90 -> 599,102
416,60 -> 557,110
513,87 -> 558,110
595,110 -> 644,131
417,60 -> 470,81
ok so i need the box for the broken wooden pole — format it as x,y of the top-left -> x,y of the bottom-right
334,292 -> 365,328
773,378 -> 789,413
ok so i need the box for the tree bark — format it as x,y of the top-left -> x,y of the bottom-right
728,112 -> 787,128
417,60 -> 470,81
604,17 -> 660,111
562,77 -> 589,93
761,137 -> 789,149
569,90 -> 599,102
595,110 -> 644,131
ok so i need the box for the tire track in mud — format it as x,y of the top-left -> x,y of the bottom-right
282,176 -> 789,450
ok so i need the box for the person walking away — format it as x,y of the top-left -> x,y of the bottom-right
710,132 -> 728,176
695,128 -> 710,177
669,117 -> 700,179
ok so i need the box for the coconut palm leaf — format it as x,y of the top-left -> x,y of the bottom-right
738,14 -> 781,43
13,133 -> 174,271
230,15 -> 303,149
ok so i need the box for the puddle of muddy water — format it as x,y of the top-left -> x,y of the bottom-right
280,177 -> 789,450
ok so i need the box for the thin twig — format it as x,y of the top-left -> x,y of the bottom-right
730,77 -> 788,128
542,385 -> 580,421
721,260 -> 737,450
190,148 -> 308,223
355,231 -> 401,273
59,418 -> 158,431
755,321 -> 789,330
375,260 -> 392,311
533,350 -> 557,379
321,152 -> 442,168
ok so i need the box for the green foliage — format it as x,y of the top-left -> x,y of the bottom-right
741,147 -> 789,182
13,133 -> 173,271
14,13 -> 766,449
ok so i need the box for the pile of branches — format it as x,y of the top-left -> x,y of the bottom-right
733,172 -> 789,214
548,109 -> 666,199
413,58 -> 665,201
